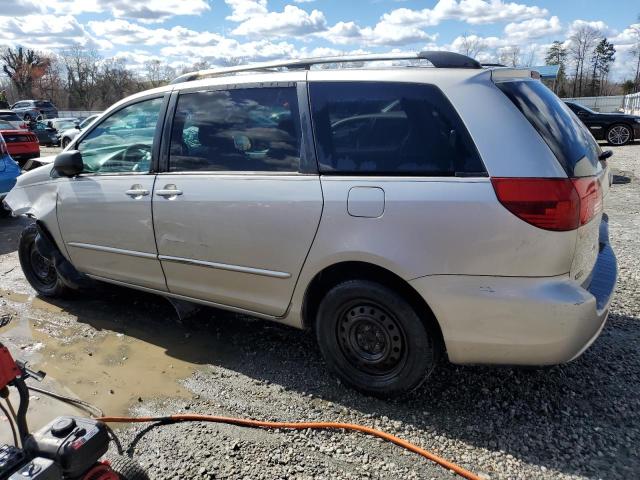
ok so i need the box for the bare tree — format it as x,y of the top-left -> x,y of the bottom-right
61,46 -> 101,109
1,46 -> 50,98
144,59 -> 176,88
457,33 -> 487,59
568,25 -> 600,97
499,46 -> 521,67
97,58 -> 139,108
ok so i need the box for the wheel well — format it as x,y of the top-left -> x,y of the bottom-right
302,261 -> 445,351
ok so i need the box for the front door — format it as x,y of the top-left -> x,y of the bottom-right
152,83 -> 323,316
56,95 -> 168,291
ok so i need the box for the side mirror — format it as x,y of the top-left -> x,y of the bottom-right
53,150 -> 83,177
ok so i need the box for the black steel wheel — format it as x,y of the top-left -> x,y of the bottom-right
18,223 -> 75,297
316,280 -> 439,397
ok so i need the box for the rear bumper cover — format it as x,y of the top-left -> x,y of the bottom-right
410,217 -> 617,365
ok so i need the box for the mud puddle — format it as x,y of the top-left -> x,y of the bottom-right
0,285 -> 227,444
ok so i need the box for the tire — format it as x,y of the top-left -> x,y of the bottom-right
606,124 -> 632,146
62,137 -> 70,148
315,280 -> 439,397
108,456 -> 149,480
18,223 -> 75,297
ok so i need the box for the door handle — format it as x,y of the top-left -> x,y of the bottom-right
125,185 -> 149,198
156,184 -> 183,198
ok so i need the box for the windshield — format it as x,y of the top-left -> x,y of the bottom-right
497,80 -> 601,177
568,102 -> 596,114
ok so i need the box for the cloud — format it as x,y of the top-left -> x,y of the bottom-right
323,21 -> 436,46
504,16 -> 562,42
380,0 -> 548,28
0,1 -> 47,16
160,39 -> 298,65
0,15 -> 109,50
88,19 -> 224,46
224,0 -> 268,22
47,0 -> 211,23
231,5 -> 327,37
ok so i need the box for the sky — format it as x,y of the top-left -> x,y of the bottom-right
0,0 -> 639,80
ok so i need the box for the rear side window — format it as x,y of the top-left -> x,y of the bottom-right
309,82 -> 485,175
496,81 -> 600,177
35,101 -> 54,108
169,87 -> 301,172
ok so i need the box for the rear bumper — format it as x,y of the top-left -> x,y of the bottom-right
410,218 -> 617,365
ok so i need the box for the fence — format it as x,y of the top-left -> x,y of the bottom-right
58,110 -> 102,119
561,95 -> 625,113
623,92 -> 640,116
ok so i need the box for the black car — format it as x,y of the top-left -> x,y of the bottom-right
565,101 -> 640,146
28,121 -> 58,146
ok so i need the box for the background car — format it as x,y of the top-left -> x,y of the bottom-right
565,101 -> 640,146
29,121 -> 58,146
0,134 -> 21,216
0,110 -> 29,130
11,100 -> 58,121
0,119 -> 40,167
46,118 -> 79,145
59,114 -> 100,148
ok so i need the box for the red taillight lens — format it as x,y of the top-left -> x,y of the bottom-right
491,177 -> 601,231
572,177 -> 603,226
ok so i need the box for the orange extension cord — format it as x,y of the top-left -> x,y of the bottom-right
98,414 -> 481,480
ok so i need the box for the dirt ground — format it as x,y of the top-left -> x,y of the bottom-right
1,143 -> 639,479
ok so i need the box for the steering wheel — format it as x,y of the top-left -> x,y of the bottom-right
122,143 -> 152,171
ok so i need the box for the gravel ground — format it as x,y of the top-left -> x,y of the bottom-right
2,143 -> 639,479
106,143 -> 640,480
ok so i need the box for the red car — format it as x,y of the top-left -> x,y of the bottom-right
0,119 -> 39,167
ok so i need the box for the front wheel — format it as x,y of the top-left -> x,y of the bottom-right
606,124 -> 632,146
18,224 -> 75,297
315,280 -> 439,397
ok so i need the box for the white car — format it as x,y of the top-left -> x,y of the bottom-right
4,51 -> 617,397
59,114 -> 100,148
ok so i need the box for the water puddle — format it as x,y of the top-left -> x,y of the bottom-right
0,284 -> 221,443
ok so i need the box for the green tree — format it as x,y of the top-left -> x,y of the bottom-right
545,40 -> 567,94
589,38 -> 615,96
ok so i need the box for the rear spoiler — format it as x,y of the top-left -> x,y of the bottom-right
490,68 -> 541,82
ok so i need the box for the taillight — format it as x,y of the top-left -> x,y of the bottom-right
491,177 -> 601,232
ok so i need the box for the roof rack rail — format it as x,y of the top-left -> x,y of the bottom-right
170,51 -> 481,84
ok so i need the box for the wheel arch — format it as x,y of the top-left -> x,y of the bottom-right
301,261 -> 445,353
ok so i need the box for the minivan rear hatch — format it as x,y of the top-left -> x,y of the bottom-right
493,76 -> 608,285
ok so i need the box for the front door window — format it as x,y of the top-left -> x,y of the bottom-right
78,97 -> 163,174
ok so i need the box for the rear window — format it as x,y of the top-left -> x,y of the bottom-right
496,80 -> 601,177
0,112 -> 20,121
309,82 -> 485,176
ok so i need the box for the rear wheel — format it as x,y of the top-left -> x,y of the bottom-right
606,124 -> 632,146
315,280 -> 439,397
18,223 -> 75,297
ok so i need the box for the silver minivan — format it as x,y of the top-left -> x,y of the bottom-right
3,52 -> 617,397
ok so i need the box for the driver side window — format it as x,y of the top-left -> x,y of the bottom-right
78,97 -> 163,175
